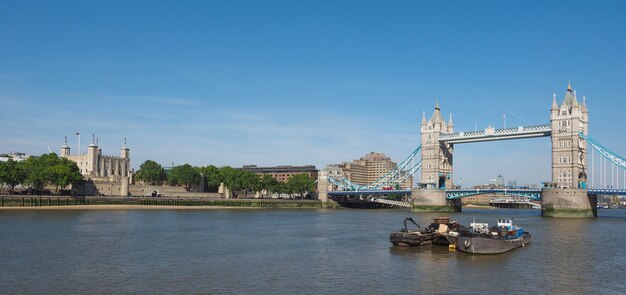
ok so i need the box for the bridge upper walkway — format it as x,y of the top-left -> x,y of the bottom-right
439,124 -> 551,144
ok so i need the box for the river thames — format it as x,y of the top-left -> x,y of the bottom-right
1,208 -> 624,294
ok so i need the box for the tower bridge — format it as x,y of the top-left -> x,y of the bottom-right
319,83 -> 626,217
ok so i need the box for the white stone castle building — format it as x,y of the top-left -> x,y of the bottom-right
60,136 -> 131,196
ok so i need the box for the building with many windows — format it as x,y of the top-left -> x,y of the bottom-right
239,165 -> 318,183
328,152 -> 413,189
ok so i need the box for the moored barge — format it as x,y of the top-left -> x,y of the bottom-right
456,218 -> 531,254
390,217 -> 462,247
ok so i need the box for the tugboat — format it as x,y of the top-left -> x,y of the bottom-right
456,217 -> 531,254
389,217 -> 434,246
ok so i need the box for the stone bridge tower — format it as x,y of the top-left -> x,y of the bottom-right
420,102 -> 454,189
412,102 -> 459,212
550,82 -> 588,189
544,82 -> 594,217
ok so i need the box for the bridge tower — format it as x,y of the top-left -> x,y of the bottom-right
411,102 -> 459,212
420,102 -> 454,189
543,82 -> 596,217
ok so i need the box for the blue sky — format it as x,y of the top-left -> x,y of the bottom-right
1,1 -> 625,186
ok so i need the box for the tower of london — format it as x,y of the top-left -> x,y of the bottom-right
60,136 -> 131,196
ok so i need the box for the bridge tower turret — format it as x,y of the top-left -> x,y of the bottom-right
420,101 -> 454,189
544,82 -> 595,217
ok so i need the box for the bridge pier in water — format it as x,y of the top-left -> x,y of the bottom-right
541,188 -> 597,217
410,189 -> 461,212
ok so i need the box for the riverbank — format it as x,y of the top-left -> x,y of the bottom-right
0,195 -> 335,209
0,205 -> 275,210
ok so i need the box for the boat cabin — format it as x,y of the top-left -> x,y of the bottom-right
497,218 -> 513,230
469,222 -> 489,233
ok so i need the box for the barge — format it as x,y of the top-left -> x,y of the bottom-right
389,217 -> 433,246
390,217 -> 462,247
456,218 -> 531,254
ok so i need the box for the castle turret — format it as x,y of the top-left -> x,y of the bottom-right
121,138 -> 130,159
120,138 -> 131,179
60,136 -> 70,158
87,135 -> 99,176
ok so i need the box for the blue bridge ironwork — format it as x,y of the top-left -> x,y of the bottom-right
446,188 -> 542,200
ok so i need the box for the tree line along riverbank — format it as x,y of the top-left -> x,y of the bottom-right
0,195 -> 338,208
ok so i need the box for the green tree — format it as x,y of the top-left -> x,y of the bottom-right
135,160 -> 167,185
167,164 -> 201,191
23,153 -> 56,193
216,167 -> 262,198
197,165 -> 222,192
219,166 -> 240,196
50,158 -> 83,193
286,173 -> 315,199
0,159 -> 27,194
260,175 -> 280,198
239,170 -> 260,198
22,153 -> 82,194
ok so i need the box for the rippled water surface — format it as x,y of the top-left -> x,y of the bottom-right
1,208 -> 625,294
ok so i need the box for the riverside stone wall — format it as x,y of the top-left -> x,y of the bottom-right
0,195 -> 323,208
71,180 -> 222,198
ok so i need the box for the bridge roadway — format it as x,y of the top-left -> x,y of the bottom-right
328,188 -> 626,200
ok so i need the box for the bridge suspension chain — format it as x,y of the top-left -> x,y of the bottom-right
580,132 -> 626,189
363,145 -> 421,189
327,145 -> 422,191
377,161 -> 422,189
579,132 -> 626,170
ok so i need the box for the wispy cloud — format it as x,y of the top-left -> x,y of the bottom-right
462,84 -> 534,125
0,93 -> 419,172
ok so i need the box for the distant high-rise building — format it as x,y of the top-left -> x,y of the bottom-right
496,175 -> 505,187
508,180 -> 517,188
